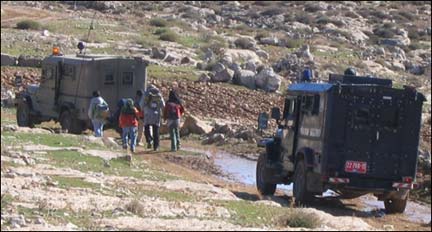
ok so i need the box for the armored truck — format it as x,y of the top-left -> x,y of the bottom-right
16,52 -> 148,133
256,74 -> 425,213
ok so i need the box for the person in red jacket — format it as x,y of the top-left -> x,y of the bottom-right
119,98 -> 140,153
163,90 -> 185,152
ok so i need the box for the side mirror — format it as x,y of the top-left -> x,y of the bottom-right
271,107 -> 281,120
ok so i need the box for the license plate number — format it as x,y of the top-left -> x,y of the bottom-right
345,161 -> 367,174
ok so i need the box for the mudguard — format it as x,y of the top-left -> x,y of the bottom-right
295,147 -> 315,170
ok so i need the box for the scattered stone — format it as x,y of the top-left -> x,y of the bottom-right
151,47 -> 167,59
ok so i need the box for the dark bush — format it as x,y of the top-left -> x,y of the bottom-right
296,15 -> 314,25
398,11 -> 416,21
285,38 -> 304,48
260,7 -> 284,16
304,3 -> 323,13
234,37 -> 254,49
255,31 -> 271,41
159,31 -> 179,42
150,18 -> 168,27
373,27 -> 395,38
315,16 -> 331,25
16,20 -> 41,30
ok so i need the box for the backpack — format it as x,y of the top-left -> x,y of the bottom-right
167,102 -> 179,120
121,99 -> 136,115
94,102 -> 109,119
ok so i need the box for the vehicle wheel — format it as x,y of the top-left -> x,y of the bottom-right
16,101 -> 34,128
60,111 -> 83,134
293,159 -> 313,205
384,197 -> 408,214
256,152 -> 277,196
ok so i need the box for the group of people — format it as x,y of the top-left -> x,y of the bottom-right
87,84 -> 185,153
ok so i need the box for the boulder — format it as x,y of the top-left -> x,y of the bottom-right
212,68 -> 234,82
181,115 -> 213,135
151,47 -> 167,59
244,60 -> 257,72
260,37 -> 279,46
206,133 -> 225,144
1,53 -> 17,66
233,70 -> 256,90
17,55 -> 42,68
181,57 -> 191,64
380,37 -> 411,47
255,49 -> 269,60
255,68 -> 282,92
212,62 -> 225,73
163,54 -> 180,63
198,73 -> 211,82
234,37 -> 256,50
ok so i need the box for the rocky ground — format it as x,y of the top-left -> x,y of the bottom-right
1,1 -> 431,231
1,108 -> 430,231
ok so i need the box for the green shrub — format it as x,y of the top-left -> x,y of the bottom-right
136,36 -> 160,48
159,31 -> 179,42
154,27 -> 169,35
276,210 -> 322,228
16,20 -> 41,30
150,18 -> 168,27
285,38 -> 304,48
255,31 -> 271,41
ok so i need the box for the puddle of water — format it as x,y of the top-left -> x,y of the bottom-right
361,195 -> 431,224
183,147 -> 292,192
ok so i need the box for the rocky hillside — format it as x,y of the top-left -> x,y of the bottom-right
1,0 -> 430,165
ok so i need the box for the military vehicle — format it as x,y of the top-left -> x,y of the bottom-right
16,48 -> 148,133
256,73 -> 425,213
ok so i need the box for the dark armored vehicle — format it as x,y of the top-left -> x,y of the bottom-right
257,74 -> 425,213
16,51 -> 148,133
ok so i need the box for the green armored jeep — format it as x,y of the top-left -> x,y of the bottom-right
16,52 -> 148,134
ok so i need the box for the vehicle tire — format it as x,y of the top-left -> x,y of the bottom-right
293,159 -> 313,205
16,101 -> 34,128
256,152 -> 277,196
60,110 -> 83,134
384,197 -> 408,214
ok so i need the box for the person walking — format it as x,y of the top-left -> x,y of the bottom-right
163,89 -> 185,152
88,90 -> 109,137
119,98 -> 140,153
143,84 -> 165,151
135,90 -> 145,146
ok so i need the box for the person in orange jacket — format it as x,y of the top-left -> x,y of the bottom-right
119,98 -> 140,153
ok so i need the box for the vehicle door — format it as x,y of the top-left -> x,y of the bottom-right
280,96 -> 300,170
35,64 -> 58,116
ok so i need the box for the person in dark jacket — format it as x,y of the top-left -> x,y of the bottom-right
163,90 -> 185,151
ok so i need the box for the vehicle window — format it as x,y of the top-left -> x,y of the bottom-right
312,94 -> 320,115
42,68 -> 54,80
301,96 -> 313,114
63,64 -> 75,80
122,72 -> 133,85
380,107 -> 399,129
104,73 -> 114,85
353,108 -> 370,127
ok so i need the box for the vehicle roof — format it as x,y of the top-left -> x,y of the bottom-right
287,83 -> 333,93
44,54 -> 131,63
